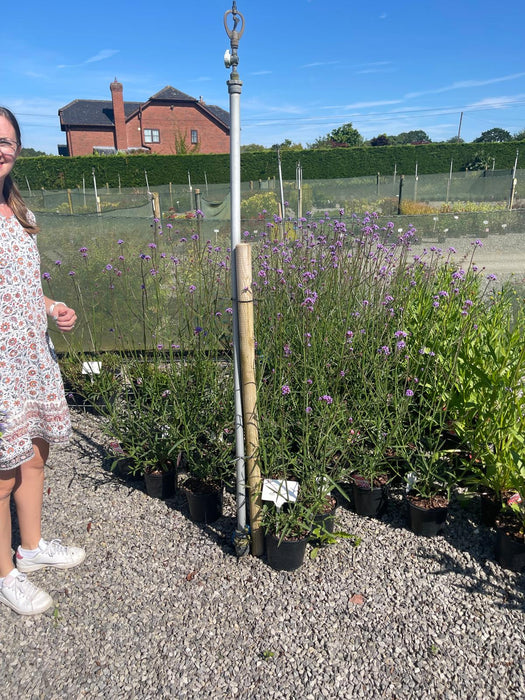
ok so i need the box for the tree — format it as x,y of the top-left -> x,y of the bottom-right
241,143 -> 268,153
271,138 -> 303,151
19,147 -> 48,157
327,123 -> 363,147
513,129 -> 525,141
307,135 -> 332,149
369,134 -> 390,147
465,151 -> 493,170
446,136 -> 464,144
474,128 -> 512,143
390,130 -> 431,145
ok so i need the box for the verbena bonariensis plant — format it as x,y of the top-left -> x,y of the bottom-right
44,214 -> 236,479
250,212 -> 506,505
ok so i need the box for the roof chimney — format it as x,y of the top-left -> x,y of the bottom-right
110,79 -> 128,151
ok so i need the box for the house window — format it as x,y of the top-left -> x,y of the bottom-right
144,129 -> 160,144
191,130 -> 198,144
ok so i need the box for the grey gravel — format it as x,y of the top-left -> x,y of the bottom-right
1,410 -> 524,699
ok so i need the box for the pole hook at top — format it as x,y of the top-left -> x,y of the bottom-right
224,3 -> 245,45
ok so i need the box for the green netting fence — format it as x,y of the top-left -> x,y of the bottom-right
29,171 -> 524,352
23,168 -> 524,217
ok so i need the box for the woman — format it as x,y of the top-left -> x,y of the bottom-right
0,107 -> 85,616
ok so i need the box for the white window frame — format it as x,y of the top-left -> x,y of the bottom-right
144,129 -> 160,144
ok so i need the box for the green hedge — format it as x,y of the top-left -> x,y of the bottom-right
13,141 -> 524,190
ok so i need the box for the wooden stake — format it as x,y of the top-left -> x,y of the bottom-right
235,243 -> 264,555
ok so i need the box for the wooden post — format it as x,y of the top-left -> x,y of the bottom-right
235,243 -> 264,556
151,191 -> 161,219
67,189 -> 73,214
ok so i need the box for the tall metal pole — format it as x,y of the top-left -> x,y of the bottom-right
277,149 -> 285,237
224,3 -> 249,555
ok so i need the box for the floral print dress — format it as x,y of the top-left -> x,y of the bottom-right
0,213 -> 71,470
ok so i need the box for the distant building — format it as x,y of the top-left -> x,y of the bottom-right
58,80 -> 230,156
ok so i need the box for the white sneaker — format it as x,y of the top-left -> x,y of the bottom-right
16,539 -> 86,573
0,570 -> 53,616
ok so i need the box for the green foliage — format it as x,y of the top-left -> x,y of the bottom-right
465,151 -> 494,171
309,527 -> 359,560
369,134 -> 390,147
240,191 -> 279,220
389,130 -> 431,144
271,138 -> 303,151
327,122 -> 364,147
474,128 -> 513,143
12,141 -> 524,188
241,143 -> 268,153
19,147 -> 48,157
449,288 -> 525,499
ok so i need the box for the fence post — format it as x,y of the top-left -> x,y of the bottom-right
398,175 -> 404,215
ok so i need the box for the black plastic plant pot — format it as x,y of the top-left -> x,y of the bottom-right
408,499 -> 448,537
479,489 -> 502,527
310,502 -> 337,545
184,482 -> 223,523
144,470 -> 177,499
265,533 -> 308,571
352,482 -> 388,518
495,527 -> 525,572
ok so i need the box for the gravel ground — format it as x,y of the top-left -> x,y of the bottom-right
1,410 -> 524,700
414,232 -> 525,285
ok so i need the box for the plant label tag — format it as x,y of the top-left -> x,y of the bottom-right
82,361 -> 102,375
262,479 -> 299,508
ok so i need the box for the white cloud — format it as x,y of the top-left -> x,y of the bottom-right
405,72 -> 525,99
85,49 -> 119,64
467,94 -> 525,110
58,49 -> 119,69
301,61 -> 339,69
320,100 -> 402,110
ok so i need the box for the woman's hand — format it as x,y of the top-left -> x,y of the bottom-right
53,304 -> 77,333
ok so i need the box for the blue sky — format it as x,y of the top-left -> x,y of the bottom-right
3,0 -> 525,154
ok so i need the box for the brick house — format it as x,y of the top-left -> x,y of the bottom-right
58,80 -> 230,156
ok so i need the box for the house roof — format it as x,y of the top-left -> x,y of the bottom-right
59,86 -> 230,130
58,100 -> 141,129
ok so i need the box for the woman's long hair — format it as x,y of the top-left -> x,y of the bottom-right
0,107 -> 39,234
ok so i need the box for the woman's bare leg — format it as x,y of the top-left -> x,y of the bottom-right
0,469 -> 17,577
12,439 -> 49,551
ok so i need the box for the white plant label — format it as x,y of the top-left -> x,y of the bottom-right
261,479 -> 299,508
82,361 -> 102,375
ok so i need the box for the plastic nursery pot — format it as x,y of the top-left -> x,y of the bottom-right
479,488 -> 502,527
495,518 -> 525,572
183,479 -> 223,524
407,494 -> 448,537
310,498 -> 337,546
144,470 -> 177,500
265,533 -> 308,572
352,477 -> 388,518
